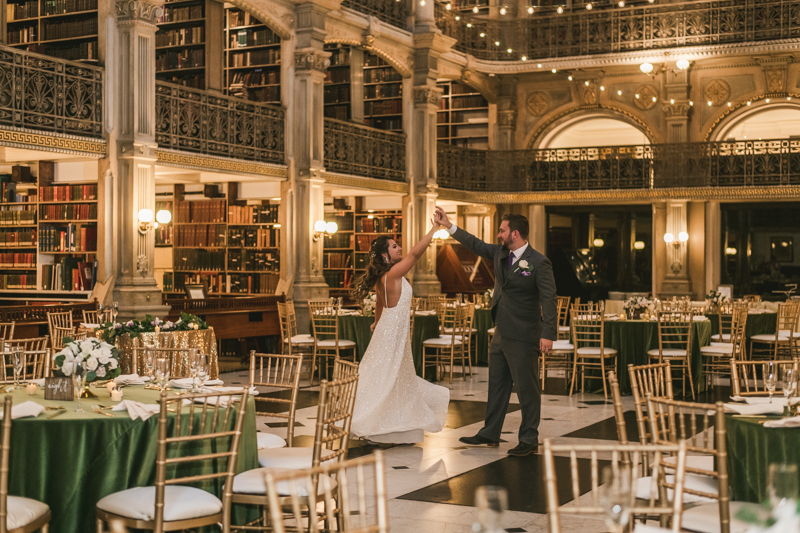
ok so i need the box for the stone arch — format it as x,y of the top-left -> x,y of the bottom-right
525,105 -> 658,149
704,93 -> 800,142
435,73 -> 496,104
213,0 -> 293,40
323,37 -> 412,78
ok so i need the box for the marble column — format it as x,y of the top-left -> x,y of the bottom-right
663,65 -> 691,143
705,201 -> 721,295
528,204 -> 546,253
109,0 -> 168,320
659,200 -> 692,297
497,77 -> 517,150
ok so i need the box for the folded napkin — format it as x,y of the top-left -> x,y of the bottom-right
80,323 -> 101,329
0,401 -> 45,419
112,400 -> 160,421
605,315 -> 620,321
30,379 -> 45,387
203,385 -> 258,396
730,396 -> 788,406
182,394 -> 242,408
337,310 -> 360,316
114,374 -> 152,386
723,402 -> 784,415
168,378 -> 224,389
693,316 -> 708,321
414,310 -> 436,316
764,416 -> 800,428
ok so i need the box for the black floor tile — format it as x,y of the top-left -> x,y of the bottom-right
542,377 -> 571,396
506,529 -> 527,532
257,390 -> 319,413
561,411 -> 640,442
398,454 -> 605,513
580,400 -> 612,405
445,400 -> 520,429
262,422 -> 304,428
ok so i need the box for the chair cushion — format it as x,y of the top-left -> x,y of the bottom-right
233,467 -> 337,496
423,336 -> 464,346
646,348 -> 688,357
316,339 -> 356,348
551,341 -> 574,351
96,486 -> 222,522
7,496 -> 49,530
558,325 -> 570,332
700,344 -> 734,355
682,501 -> 766,533
751,334 -> 787,342
487,327 -> 495,334
258,446 -> 337,469
576,347 -> 617,356
443,327 -> 478,334
257,432 -> 287,450
286,334 -> 314,345
663,454 -> 715,472
635,474 -> 717,503
710,333 -> 731,342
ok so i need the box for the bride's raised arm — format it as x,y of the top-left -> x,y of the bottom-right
386,218 -> 440,281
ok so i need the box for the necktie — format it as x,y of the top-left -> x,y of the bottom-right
507,251 -> 515,270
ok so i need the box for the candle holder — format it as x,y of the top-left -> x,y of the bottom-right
79,383 -> 98,399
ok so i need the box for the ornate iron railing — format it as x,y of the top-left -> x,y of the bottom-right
436,0 -> 800,61
342,0 -> 408,29
155,82 -> 284,165
437,139 -> 800,192
324,118 -> 406,182
0,45 -> 102,137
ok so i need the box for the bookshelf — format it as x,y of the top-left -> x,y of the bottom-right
5,0 -> 99,62
363,52 -> 403,132
353,197 -> 402,283
223,6 -> 281,105
324,44 -> 351,121
156,0 -> 208,89
159,184 -> 281,297
437,80 -> 489,149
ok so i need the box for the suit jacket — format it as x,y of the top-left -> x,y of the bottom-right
452,227 -> 558,345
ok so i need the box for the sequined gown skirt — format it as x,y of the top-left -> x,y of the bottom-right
351,279 -> 450,443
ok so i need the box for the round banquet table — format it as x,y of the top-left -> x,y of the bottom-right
474,308 -> 494,365
725,413 -> 800,504
114,328 -> 220,379
6,385 -> 258,533
337,314 -> 440,377
706,311 -> 778,345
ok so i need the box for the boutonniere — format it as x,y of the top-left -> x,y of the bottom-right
514,259 -> 535,276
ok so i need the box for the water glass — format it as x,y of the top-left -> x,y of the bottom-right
768,463 -> 799,516
473,485 -> 507,533
143,345 -> 155,380
154,357 -> 170,391
196,354 -> 209,391
600,466 -> 632,533
189,354 -> 200,392
72,362 -> 86,413
97,303 -> 104,323
112,302 -> 119,322
766,362 -> 777,403
783,368 -> 797,415
11,351 -> 23,389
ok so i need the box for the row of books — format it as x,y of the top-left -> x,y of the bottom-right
323,233 -> 355,249
6,1 -> 37,21
44,17 -> 98,41
2,184 -> 34,204
43,0 -> 97,15
8,26 -> 36,44
175,199 -> 226,223
227,9 -> 262,28
364,99 -> 402,116
450,95 -> 489,109
174,224 -> 226,247
0,274 -> 36,290
356,234 -> 375,252
155,224 -> 172,246
365,117 -> 402,131
229,29 -> 280,48
365,84 -> 402,99
157,49 -> 204,71
156,26 -> 204,47
358,217 -> 402,233
227,204 -> 279,224
325,69 -> 350,85
39,184 -> 97,202
328,48 -> 350,67
323,270 -> 354,289
39,203 -> 96,221
229,49 -> 280,67
324,86 -> 350,104
326,214 -> 354,231
47,41 -> 96,61
0,207 -> 36,225
0,229 -> 36,247
41,258 -> 95,291
0,252 -> 35,268
323,252 -> 352,269
227,227 -> 279,248
364,68 -> 402,84
227,250 -> 279,272
173,249 -> 225,271
163,271 -> 279,295
324,105 -> 349,121
159,4 -> 203,23
229,68 -> 278,87
449,82 -> 482,95
39,224 -> 97,253
159,73 -> 205,89
246,87 -> 280,102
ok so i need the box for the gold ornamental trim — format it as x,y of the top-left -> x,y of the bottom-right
324,172 -> 408,194
155,149 -> 288,179
438,185 -> 800,204
703,92 -> 800,142
0,127 -> 106,157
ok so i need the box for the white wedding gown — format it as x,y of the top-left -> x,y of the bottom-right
351,277 -> 450,443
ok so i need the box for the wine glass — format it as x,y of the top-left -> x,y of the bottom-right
473,486 -> 507,533
196,354 -> 209,391
782,368 -> 797,415
112,302 -> 119,323
11,351 -> 23,389
768,463 -> 799,518
766,362 -> 777,403
600,466 -> 632,533
97,303 -> 104,324
189,353 -> 200,393
154,357 -> 170,392
72,362 -> 86,413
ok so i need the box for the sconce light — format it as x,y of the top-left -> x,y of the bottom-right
434,228 -> 451,240
725,247 -> 737,256
154,209 -> 172,229
663,232 -> 674,244
593,238 -> 605,248
633,240 -> 645,250
313,220 -> 338,241
663,232 -> 688,247
675,59 -> 691,70
137,208 -> 154,234
640,62 -> 654,75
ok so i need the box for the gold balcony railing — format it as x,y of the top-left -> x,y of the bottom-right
324,118 -> 406,182
342,0 -> 408,29
437,139 -> 800,192
436,0 -> 800,62
0,45 -> 103,137
155,82 -> 284,165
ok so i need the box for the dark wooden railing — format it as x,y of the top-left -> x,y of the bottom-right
324,118 -> 406,182
342,0 -> 408,29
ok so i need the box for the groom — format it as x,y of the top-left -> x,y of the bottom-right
434,207 -> 557,456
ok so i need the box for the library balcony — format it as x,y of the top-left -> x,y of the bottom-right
0,44 -> 103,138
324,118 -> 406,182
342,0 -> 409,30
437,138 -> 800,192
436,0 -> 800,62
155,81 -> 285,165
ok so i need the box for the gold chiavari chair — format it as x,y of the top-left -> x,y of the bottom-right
50,326 -> 83,351
0,395 -> 51,533
332,357 -> 359,381
556,295 -> 571,340
730,359 -> 799,397
46,311 -> 72,342
95,389 -> 249,533
700,305 -> 748,392
442,303 -> 476,376
647,310 -> 695,399
540,339 -> 574,389
308,299 -> 357,385
1,350 -> 49,384
628,362 -> 674,451
424,294 -> 446,313
0,322 -> 13,341
544,439 -> 688,533
711,302 -> 735,343
570,302 -> 617,398
131,346 -> 198,379
5,337 -> 48,354
423,304 -> 469,383
750,301 -> 800,360
249,351 -> 303,450
81,309 -> 110,325
276,300 -> 314,356
264,452 -> 388,533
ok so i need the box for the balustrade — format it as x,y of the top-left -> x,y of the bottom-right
341,0 -> 408,29
324,118 -> 406,182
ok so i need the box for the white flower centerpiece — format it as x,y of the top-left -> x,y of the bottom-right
705,289 -> 728,311
53,337 -> 122,383
623,296 -> 654,319
361,293 -> 377,317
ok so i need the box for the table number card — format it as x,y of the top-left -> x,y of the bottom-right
44,377 -> 73,401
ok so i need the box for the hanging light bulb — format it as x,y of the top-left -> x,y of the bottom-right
466,22 -> 472,27
521,55 -> 527,61
557,6 -> 563,13
707,100 -> 712,106
419,0 -> 425,6
455,15 -> 460,20
600,85 -> 605,91
675,59 -> 690,70
445,2 -> 451,9
500,6 -> 506,15
670,98 -> 674,104
527,6 -> 534,14
618,0 -> 625,6
652,96 -> 657,102
479,32 -> 485,37
640,62 -> 654,74
766,98 -> 771,103
473,6 -> 479,13
495,41 -> 500,46
551,68 -> 557,73
507,48 -> 513,53
617,90 -> 622,95
747,101 -> 751,106
689,101 -> 694,106
568,75 -> 573,81
586,3 -> 592,10
537,63 -> 542,68
635,93 -> 640,99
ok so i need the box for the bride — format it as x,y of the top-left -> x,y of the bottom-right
350,218 -> 450,444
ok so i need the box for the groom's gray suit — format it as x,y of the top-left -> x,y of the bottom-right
452,226 -> 558,445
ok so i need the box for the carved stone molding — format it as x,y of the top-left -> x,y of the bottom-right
580,81 -> 598,106
413,87 -> 442,107
663,103 -> 692,118
498,110 -> 516,128
704,79 -> 731,106
294,50 -> 331,73
116,0 -> 164,24
526,92 -> 550,116
634,85 -> 659,110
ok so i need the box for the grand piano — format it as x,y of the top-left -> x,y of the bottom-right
435,243 -> 495,295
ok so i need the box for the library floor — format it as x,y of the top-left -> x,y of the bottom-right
219,366 -> 732,533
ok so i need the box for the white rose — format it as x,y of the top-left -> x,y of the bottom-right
85,357 -> 99,371
96,366 -> 106,378
61,354 -> 75,375
80,340 -> 95,354
518,259 -> 529,269
97,352 -> 110,365
109,359 -> 118,370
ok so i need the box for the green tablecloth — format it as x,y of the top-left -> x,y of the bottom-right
338,314 -> 440,376
707,312 -> 777,345
474,308 -> 494,365
726,413 -> 800,504
7,385 -> 258,533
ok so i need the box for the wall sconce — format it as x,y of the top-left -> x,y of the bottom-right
593,238 -> 605,248
137,208 -> 154,234
155,209 -> 171,228
663,231 -> 688,247
640,62 -> 654,74
725,247 -> 737,256
313,220 -> 338,241
434,228 -> 451,240
675,59 -> 691,70
634,240 -> 645,250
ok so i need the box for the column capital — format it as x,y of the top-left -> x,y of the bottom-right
498,109 -> 517,129
294,49 -> 331,74
413,86 -> 442,107
116,0 -> 164,25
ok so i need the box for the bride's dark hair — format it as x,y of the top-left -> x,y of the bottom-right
352,235 -> 393,301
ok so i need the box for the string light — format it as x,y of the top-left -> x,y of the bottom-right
557,6 -> 563,13
537,63 -> 542,68
455,15 -> 460,20
552,68 -> 557,73
585,81 -> 590,86
635,93 -> 640,99
618,0 -> 624,5
617,90 -> 622,95
445,2 -> 451,9
521,56 -> 527,61
747,101 -> 751,105
527,6 -> 534,14
568,75 -> 573,80
479,32 -> 485,37
652,96 -> 657,102
727,101 -> 731,107
499,7 -> 506,15
689,101 -> 693,106
473,6 -> 479,13
507,48 -> 513,53
419,0 -> 425,6
495,41 -> 500,46
586,3 -> 592,10
766,98 -> 771,103
707,100 -> 712,106
600,85 -> 604,91
670,98 -> 674,104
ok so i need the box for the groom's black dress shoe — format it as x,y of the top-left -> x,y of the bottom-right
507,442 -> 538,456
459,434 -> 499,447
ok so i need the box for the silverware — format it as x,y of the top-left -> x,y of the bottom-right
92,405 -> 114,417
46,409 -> 66,419
44,406 -> 64,411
